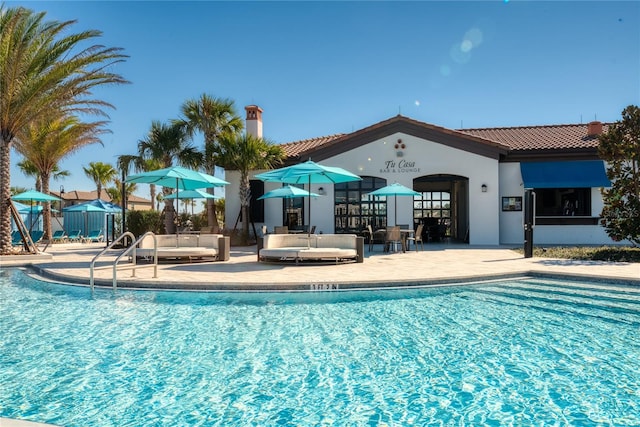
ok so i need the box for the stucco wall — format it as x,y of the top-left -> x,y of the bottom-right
228,132 -> 501,245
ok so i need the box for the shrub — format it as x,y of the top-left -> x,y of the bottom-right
126,210 -> 164,237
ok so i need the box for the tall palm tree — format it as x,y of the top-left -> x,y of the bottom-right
18,159 -> 70,192
216,133 -> 284,244
14,114 -> 109,240
83,161 -> 117,199
0,5 -> 128,253
175,95 -> 243,229
138,121 -> 202,233
106,179 -> 137,206
117,154 -> 163,210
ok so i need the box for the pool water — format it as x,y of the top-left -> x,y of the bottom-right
1,268 -> 639,426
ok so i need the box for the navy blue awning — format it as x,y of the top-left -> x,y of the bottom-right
520,160 -> 611,188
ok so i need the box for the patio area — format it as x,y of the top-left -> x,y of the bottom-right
3,241 -> 639,291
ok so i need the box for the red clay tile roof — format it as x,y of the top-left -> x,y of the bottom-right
52,190 -> 150,204
458,123 -> 611,151
279,117 -> 607,160
280,134 -> 345,158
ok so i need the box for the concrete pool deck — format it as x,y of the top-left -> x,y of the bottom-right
2,241 -> 639,290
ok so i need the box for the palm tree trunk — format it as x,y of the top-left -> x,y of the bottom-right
150,184 -> 157,210
239,173 -> 251,245
0,138 -> 13,254
164,194 -> 176,234
41,172 -> 53,241
206,166 -> 220,230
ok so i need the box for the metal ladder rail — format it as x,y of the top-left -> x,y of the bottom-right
89,232 -> 158,289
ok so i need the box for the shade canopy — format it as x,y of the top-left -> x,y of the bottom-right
14,202 -> 43,213
258,185 -> 319,200
368,183 -> 420,197
520,160 -> 611,189
368,183 -> 420,226
254,160 -> 361,184
126,165 -> 229,190
255,160 -> 360,236
63,199 -> 121,212
12,189 -> 60,202
165,189 -> 221,200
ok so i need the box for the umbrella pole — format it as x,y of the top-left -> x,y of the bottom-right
395,195 -> 397,226
175,179 -> 179,246
308,176 -> 311,239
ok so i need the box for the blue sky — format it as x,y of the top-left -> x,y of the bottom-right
8,0 -> 640,197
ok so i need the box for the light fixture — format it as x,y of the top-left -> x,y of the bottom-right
481,184 -> 488,193
318,187 -> 326,195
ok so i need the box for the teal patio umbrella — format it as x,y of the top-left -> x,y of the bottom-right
12,190 -> 61,231
257,185 -> 320,200
368,183 -> 420,226
126,166 -> 229,234
165,189 -> 221,215
255,160 -> 361,236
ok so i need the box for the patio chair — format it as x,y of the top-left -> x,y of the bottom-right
384,226 -> 402,253
406,224 -> 424,251
52,230 -> 67,243
83,229 -> 104,243
366,224 -> 387,252
67,230 -> 82,242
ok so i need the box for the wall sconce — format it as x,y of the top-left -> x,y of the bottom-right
318,187 -> 326,195
481,184 -> 488,193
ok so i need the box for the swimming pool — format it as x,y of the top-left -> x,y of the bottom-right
1,268 -> 639,426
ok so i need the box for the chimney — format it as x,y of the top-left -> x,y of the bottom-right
587,120 -> 603,136
245,105 -> 263,138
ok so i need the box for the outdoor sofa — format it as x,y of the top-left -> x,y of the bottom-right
137,233 -> 230,262
258,233 -> 364,264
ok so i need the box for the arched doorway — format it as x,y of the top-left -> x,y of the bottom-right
413,174 -> 468,243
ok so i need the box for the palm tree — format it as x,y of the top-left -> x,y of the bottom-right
18,159 -> 70,192
175,95 -> 243,229
106,179 -> 137,206
216,133 -> 284,244
0,5 -> 128,253
138,121 -> 202,233
83,161 -> 117,199
14,114 -> 109,240
117,154 -> 163,210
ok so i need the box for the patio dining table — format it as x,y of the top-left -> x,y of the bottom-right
380,227 -> 414,252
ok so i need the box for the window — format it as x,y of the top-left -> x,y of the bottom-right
413,191 -> 451,236
335,177 -> 387,233
532,187 -> 599,225
249,180 -> 264,223
535,188 -> 591,216
282,184 -> 304,229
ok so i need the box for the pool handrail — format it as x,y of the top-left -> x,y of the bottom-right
89,231 -> 158,289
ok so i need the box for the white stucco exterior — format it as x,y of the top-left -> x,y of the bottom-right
224,110 -> 621,247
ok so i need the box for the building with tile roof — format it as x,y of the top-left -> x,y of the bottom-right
226,107 -> 618,246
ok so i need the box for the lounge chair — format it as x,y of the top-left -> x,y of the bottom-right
11,230 -> 23,246
67,229 -> 82,242
83,229 -> 104,243
29,230 -> 44,244
52,230 -> 67,243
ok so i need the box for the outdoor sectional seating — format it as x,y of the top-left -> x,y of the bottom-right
258,234 -> 364,264
137,233 -> 230,262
